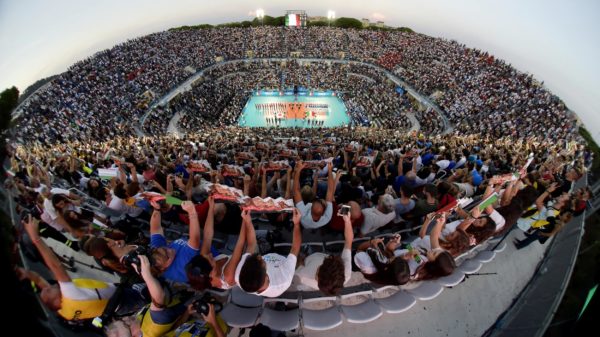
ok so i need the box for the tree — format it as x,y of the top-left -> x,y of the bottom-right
308,20 -> 328,27
334,17 -> 363,29
0,86 -> 19,132
397,27 -> 414,33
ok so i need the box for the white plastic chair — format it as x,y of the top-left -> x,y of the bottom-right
435,270 -> 466,287
375,290 -> 417,314
493,241 -> 507,253
457,259 -> 483,274
220,286 -> 263,328
301,295 -> 343,331
340,290 -> 383,324
259,298 -> 300,332
474,250 -> 496,263
406,281 -> 444,301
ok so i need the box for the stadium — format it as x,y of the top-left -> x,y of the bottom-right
1,4 -> 598,337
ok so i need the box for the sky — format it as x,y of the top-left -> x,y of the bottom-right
1,0 -> 599,142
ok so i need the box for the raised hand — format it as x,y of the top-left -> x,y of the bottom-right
292,208 -> 301,227
241,209 -> 252,224
181,200 -> 197,214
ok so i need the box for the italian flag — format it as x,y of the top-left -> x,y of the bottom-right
286,14 -> 301,26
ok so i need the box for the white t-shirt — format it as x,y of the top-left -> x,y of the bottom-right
393,249 -> 428,276
59,281 -> 116,300
108,192 -> 143,218
295,249 -> 352,291
296,201 -> 333,229
360,207 -> 397,235
441,220 -> 462,238
234,253 -> 297,298
43,197 -> 58,221
454,182 -> 475,197
489,209 -> 506,231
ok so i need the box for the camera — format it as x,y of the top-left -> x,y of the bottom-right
122,246 -> 150,271
192,293 -> 223,316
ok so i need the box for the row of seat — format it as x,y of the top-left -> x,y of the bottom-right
219,240 -> 508,332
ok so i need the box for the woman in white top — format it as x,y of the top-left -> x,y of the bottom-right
354,234 -> 412,285
411,213 -> 457,281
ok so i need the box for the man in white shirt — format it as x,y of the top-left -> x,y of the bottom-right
360,193 -> 397,235
295,212 -> 353,295
235,209 -> 302,297
293,161 -> 336,229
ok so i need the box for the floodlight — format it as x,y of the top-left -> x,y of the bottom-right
327,11 -> 336,20
256,9 -> 265,19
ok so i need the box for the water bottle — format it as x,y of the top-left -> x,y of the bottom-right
406,243 -> 421,263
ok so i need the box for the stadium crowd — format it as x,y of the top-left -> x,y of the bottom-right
8,124 -> 591,335
6,25 -> 591,337
15,26 -> 576,145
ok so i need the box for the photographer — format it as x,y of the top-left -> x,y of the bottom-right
20,215 -> 117,321
104,255 -> 227,337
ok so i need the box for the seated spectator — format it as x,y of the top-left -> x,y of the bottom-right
329,200 -> 364,232
186,200 -> 257,291
295,212 -> 353,295
394,184 -> 415,223
354,234 -> 411,286
235,209 -> 302,297
293,161 -> 335,229
514,210 -> 573,249
149,200 -> 203,283
409,184 -> 439,220
412,213 -> 457,281
359,193 -> 396,236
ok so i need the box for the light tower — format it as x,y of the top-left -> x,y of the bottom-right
327,10 -> 336,27
256,9 -> 265,25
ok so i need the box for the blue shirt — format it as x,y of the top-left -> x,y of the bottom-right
421,153 -> 435,166
150,234 -> 218,283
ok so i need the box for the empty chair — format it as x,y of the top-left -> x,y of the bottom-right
340,290 -> 383,324
220,286 -> 263,328
406,281 -> 444,301
301,295 -> 343,331
435,270 -> 466,287
220,304 -> 261,328
474,250 -> 496,263
230,286 -> 264,307
260,298 -> 300,332
493,241 -> 507,253
371,284 -> 398,293
375,290 -> 416,314
457,259 -> 482,274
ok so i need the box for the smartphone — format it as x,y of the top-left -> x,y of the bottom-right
339,204 -> 351,216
